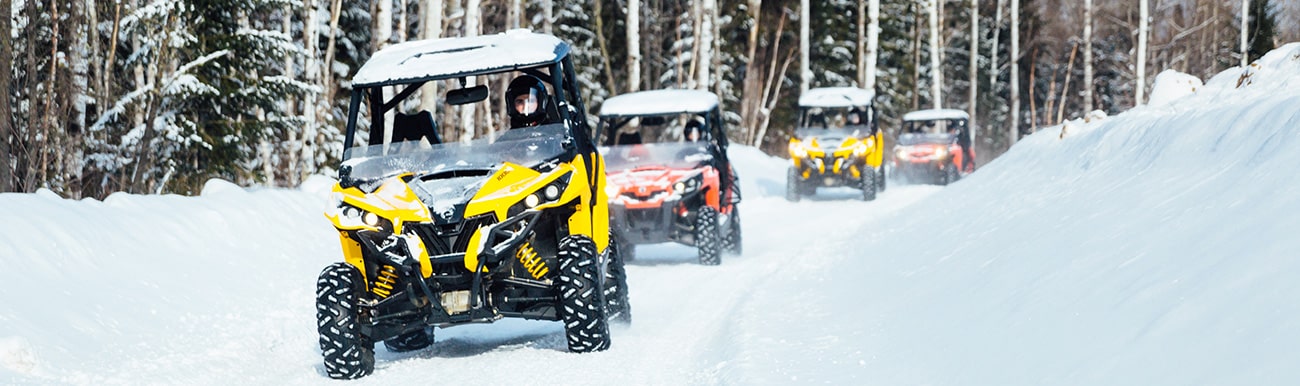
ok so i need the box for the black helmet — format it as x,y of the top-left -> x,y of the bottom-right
684,116 -> 706,141
506,75 -> 550,128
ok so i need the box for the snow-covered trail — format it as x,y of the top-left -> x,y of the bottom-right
0,144 -> 941,384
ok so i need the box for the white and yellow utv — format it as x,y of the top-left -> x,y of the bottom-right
786,87 -> 884,201
315,30 -> 627,379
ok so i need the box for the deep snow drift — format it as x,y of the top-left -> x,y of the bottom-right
3,44 -> 1300,384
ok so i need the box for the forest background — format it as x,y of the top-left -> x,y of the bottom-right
1,0 -> 1294,198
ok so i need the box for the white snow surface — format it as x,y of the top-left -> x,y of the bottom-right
797,87 -> 874,108
351,29 -> 564,87
598,89 -> 720,116
1147,69 -> 1204,107
902,108 -> 970,121
3,44 -> 1300,384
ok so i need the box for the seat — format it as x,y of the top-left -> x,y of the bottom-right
392,110 -> 441,145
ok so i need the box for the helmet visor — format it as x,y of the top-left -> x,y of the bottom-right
513,90 -> 541,115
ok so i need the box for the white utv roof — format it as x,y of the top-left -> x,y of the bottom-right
352,29 -> 568,87
598,89 -> 720,116
797,87 -> 875,108
903,109 -> 970,122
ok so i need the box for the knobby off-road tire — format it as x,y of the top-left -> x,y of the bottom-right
860,168 -> 877,201
785,166 -> 801,202
695,206 -> 722,265
316,263 -> 375,379
721,207 -> 743,255
603,238 -> 632,325
875,166 -> 887,192
557,235 -> 612,352
941,163 -> 961,186
383,328 -> 433,353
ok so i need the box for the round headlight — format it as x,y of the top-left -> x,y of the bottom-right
343,206 -> 361,219
673,182 -> 686,192
687,178 -> 698,188
544,184 -> 561,200
363,212 -> 380,227
524,193 -> 541,208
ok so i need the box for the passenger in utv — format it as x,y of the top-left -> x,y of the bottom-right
506,75 -> 551,129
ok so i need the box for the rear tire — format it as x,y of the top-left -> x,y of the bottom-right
557,235 -> 611,352
785,166 -> 801,202
721,207 -> 743,255
316,263 -> 375,379
860,168 -> 877,201
604,238 -> 632,325
695,206 -> 722,265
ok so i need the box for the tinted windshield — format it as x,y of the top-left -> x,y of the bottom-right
342,123 -> 570,180
798,106 -> 871,131
600,142 -> 712,171
898,132 -> 955,146
794,128 -> 861,148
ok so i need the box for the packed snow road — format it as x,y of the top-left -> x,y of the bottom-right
0,146 -> 942,384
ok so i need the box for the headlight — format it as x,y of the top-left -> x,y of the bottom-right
363,212 -> 380,227
332,202 -> 393,233
510,172 -> 573,215
894,148 -> 907,160
853,144 -> 868,157
933,147 -> 948,158
673,174 -> 703,194
791,146 -> 807,158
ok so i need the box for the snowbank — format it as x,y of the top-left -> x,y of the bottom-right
722,43 -> 1300,384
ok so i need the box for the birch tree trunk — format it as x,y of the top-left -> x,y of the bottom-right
0,0 -> 11,191
323,0 -> 343,107
990,0 -> 1002,86
543,0 -> 553,33
461,0 -> 480,142
866,0 -> 879,92
740,0 -> 763,143
1240,0 -> 1248,67
1083,0 -> 1093,112
857,0 -> 865,86
698,0 -> 715,91
375,0 -> 392,49
300,0 -> 322,180
800,0 -> 810,94
968,0 -> 978,133
510,0 -> 521,29
928,0 -> 943,109
1009,0 -> 1019,144
1137,0 -> 1147,106
627,0 -> 641,93
420,0 -> 443,114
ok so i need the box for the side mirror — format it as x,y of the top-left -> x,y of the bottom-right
447,85 -> 488,105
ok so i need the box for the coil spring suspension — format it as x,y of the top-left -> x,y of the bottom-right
516,243 -> 549,279
373,265 -> 399,298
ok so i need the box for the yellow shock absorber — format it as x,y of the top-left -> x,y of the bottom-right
516,243 -> 549,279
373,265 -> 398,299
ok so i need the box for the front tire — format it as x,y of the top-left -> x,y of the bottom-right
695,206 -> 722,265
557,235 -> 611,352
875,166 -> 887,192
860,168 -> 877,201
941,163 -> 960,185
316,263 -> 375,379
785,166 -> 801,202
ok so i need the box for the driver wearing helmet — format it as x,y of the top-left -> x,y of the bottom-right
684,116 -> 706,142
506,75 -> 550,129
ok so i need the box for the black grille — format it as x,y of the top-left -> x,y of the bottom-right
407,214 -> 498,255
